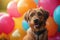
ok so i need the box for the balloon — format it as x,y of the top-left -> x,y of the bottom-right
17,0 -> 37,16
38,0 -> 59,16
0,13 -> 14,34
58,0 -> 60,4
0,12 -> 6,34
53,5 -> 60,26
7,1 -> 20,18
22,20 -> 29,31
46,16 -> 58,37
13,17 -> 26,40
53,5 -> 60,32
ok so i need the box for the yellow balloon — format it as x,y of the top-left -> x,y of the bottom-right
11,16 -> 26,40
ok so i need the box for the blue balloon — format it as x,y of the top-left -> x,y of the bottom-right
53,5 -> 60,32
34,0 -> 38,4
22,20 -> 29,31
53,5 -> 60,26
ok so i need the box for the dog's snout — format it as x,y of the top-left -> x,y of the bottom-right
34,19 -> 39,24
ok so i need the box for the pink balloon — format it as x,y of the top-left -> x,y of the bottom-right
38,0 -> 59,16
0,14 -> 14,34
0,12 -> 6,34
7,1 -> 21,18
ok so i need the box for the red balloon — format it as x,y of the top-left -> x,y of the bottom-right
7,1 -> 20,18
38,0 -> 59,16
58,0 -> 60,4
0,13 -> 14,34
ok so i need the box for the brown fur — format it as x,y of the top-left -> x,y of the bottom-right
23,8 -> 49,40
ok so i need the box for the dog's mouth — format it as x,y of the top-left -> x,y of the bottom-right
34,21 -> 43,29
34,24 -> 40,28
34,19 -> 43,28
34,23 -> 41,28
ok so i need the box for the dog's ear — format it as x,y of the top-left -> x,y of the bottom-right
44,10 -> 49,20
24,9 -> 32,22
40,8 -> 49,20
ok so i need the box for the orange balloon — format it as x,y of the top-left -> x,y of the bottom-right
17,0 -> 37,16
46,16 -> 58,37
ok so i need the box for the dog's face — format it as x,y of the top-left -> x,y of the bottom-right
24,8 -> 49,31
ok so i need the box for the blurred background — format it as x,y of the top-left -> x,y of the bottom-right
0,0 -> 10,12
0,0 -> 60,40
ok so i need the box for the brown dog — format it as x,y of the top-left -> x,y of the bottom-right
23,8 -> 49,40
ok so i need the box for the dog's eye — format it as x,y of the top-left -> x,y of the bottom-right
37,12 -> 42,16
30,13 -> 35,17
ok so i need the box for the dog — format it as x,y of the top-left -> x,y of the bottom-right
23,7 -> 49,40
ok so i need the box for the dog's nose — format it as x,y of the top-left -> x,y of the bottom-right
34,19 -> 39,24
